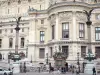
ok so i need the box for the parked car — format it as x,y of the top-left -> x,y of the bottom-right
0,68 -> 13,75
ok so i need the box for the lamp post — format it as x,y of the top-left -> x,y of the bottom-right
8,53 -> 10,63
3,53 -> 4,60
46,53 -> 49,64
30,55 -> 32,63
26,45 -> 28,58
77,52 -> 80,73
26,40 -> 28,58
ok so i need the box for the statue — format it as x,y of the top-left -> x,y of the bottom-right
84,9 -> 94,22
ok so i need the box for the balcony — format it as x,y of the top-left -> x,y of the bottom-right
49,0 -> 100,6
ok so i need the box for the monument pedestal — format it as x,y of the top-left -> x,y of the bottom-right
84,61 -> 95,74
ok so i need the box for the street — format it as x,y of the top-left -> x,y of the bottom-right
14,71 -> 99,75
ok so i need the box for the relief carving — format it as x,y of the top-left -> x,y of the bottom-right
59,12 -> 72,22
49,14 -> 56,25
76,12 -> 87,21
37,26 -> 47,31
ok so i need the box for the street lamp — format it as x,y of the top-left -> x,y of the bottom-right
30,55 -> 32,63
3,53 -> 4,60
77,52 -> 80,73
46,53 -> 49,64
26,45 -> 28,58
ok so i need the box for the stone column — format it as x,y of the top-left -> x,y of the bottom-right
55,13 -> 59,40
72,11 -> 77,41
28,19 -> 36,43
28,18 -> 37,62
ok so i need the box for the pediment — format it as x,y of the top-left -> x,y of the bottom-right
93,22 -> 100,26
38,26 -> 47,31
8,35 -> 15,38
19,33 -> 27,37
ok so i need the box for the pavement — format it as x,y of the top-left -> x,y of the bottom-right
14,71 -> 100,75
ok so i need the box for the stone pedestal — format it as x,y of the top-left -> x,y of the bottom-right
84,61 -> 95,74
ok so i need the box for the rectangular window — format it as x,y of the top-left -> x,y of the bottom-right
62,46 -> 68,57
11,29 -> 13,33
9,38 -> 13,48
39,48 -> 45,58
81,46 -> 86,58
0,39 -> 2,48
8,9 -> 9,14
40,31 -> 44,43
41,19 -> 44,24
62,23 -> 69,38
50,47 -> 53,58
0,30 -> 2,34
21,38 -> 24,48
22,28 -> 24,32
18,7 -> 20,13
95,47 -> 100,58
52,25 -> 55,39
28,0 -> 31,2
79,23 -> 85,38
98,0 -> 100,2
95,27 -> 100,41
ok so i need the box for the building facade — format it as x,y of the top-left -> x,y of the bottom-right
0,0 -> 100,65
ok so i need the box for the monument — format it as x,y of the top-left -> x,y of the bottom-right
84,51 -> 96,74
53,46 -> 68,69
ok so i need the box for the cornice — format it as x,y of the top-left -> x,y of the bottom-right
48,2 -> 100,13
0,48 -> 26,51
0,20 -> 29,26
28,41 -> 100,47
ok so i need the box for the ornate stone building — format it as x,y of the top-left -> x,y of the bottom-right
0,0 -> 100,65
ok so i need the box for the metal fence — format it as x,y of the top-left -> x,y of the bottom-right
26,66 -> 48,72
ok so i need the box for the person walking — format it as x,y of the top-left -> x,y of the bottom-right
24,62 -> 26,73
92,67 -> 96,75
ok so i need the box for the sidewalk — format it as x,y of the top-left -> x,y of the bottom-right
14,71 -> 100,75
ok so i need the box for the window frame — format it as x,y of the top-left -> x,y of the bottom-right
9,38 -> 13,48
52,25 -> 55,39
79,23 -> 85,38
20,37 -> 25,48
81,46 -> 86,58
40,31 -> 44,43
62,22 -> 69,38
95,27 -> 100,41
39,48 -> 45,58
0,39 -> 2,48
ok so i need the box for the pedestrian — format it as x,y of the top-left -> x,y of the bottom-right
92,67 -> 96,75
20,63 -> 22,73
24,62 -> 26,73
72,66 -> 74,73
9,67 -> 11,71
12,67 -> 14,74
